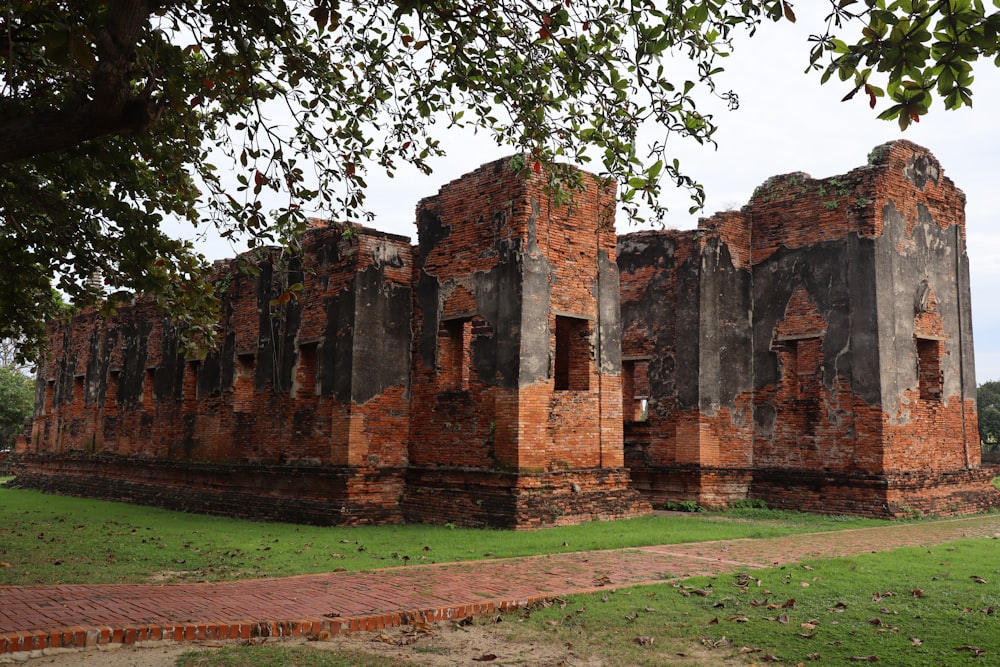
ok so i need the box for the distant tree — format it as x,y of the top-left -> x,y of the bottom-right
0,366 -> 34,449
0,290 -> 70,368
979,381 -> 1000,452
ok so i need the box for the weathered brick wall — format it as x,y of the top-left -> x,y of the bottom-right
16,142 -> 992,525
404,156 -> 644,524
13,455 -> 404,525
19,224 -> 415,524
618,226 -> 754,507
409,159 -> 625,473
619,140 -> 993,515
20,159 -> 647,529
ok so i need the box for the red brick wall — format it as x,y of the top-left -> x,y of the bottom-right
619,140 -> 992,515
410,159 -> 624,474
18,143 -> 990,525
26,224 -> 413,471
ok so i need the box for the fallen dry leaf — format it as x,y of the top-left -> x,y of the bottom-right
847,656 -> 879,662
701,636 -> 733,649
472,654 -> 497,662
633,636 -> 654,646
971,575 -> 988,584
910,637 -> 922,646
957,645 -> 987,657
411,621 -> 434,634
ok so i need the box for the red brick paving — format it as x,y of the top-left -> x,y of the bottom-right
2,515 -> 999,655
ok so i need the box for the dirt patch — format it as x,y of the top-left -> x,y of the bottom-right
9,619 -> 738,667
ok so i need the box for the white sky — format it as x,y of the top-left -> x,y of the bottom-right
183,6 -> 1000,382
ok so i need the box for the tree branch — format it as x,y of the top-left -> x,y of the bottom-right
0,0 -> 165,164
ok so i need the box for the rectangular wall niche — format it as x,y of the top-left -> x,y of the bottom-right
439,317 -> 473,391
294,342 -> 319,398
554,315 -> 591,391
622,358 -> 650,422
795,337 -> 823,400
916,337 -> 943,401
234,353 -> 256,412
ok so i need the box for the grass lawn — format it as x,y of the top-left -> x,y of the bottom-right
0,484 -> 892,585
504,536 -> 1000,666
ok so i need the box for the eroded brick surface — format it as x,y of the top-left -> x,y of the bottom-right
15,158 -> 645,528
14,141 -> 995,524
619,140 -> 993,516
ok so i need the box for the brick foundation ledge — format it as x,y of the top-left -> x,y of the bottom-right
627,464 -> 754,509
402,466 -> 651,529
9,453 -> 405,526
750,467 -> 1000,518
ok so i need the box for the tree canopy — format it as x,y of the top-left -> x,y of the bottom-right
978,381 -> 1000,450
0,365 -> 34,448
2,0 -> 999,361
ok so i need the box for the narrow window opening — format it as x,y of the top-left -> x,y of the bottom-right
622,359 -> 650,422
72,376 -> 85,418
439,318 -> 473,390
105,371 -> 120,417
554,316 -> 591,391
795,337 -> 822,400
183,361 -> 200,412
44,380 -> 54,415
142,368 -> 156,412
916,337 -> 943,401
294,342 -> 319,398
234,354 -> 256,412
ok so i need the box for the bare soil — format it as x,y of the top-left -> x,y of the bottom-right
5,622 -> 597,667
5,619 -> 732,667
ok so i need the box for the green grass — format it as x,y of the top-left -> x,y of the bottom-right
504,537 -> 1000,666
0,485 -> 894,585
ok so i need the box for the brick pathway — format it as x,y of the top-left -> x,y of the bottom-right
2,515 -> 999,656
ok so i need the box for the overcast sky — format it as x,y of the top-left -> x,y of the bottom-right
187,7 -> 1000,382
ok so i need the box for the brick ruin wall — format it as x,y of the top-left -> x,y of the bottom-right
404,159 -> 645,526
14,158 -> 648,529
618,140 -> 995,516
13,141 -> 999,524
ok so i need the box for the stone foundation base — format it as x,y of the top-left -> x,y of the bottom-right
402,467 -> 650,529
10,454 -> 405,526
750,467 -> 1000,517
628,465 -> 753,508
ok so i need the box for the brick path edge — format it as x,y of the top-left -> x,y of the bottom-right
0,587 -> 657,658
